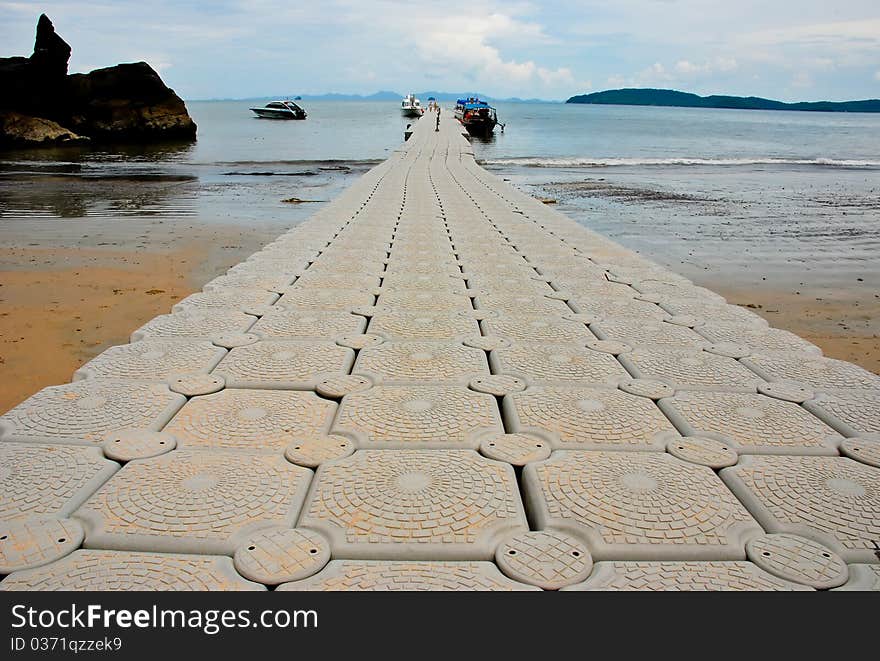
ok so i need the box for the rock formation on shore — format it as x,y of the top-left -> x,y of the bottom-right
0,14 -> 197,148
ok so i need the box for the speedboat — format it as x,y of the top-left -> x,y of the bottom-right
401,93 -> 424,117
249,100 -> 307,120
454,97 -> 498,136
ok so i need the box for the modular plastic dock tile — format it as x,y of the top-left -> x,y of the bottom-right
213,340 -> 355,390
276,560 -> 539,591
250,310 -> 366,339
619,347 -> 763,392
284,434 -> 355,468
352,341 -> 489,385
287,273 -> 382,291
481,314 -> 594,343
833,564 -> 880,591
276,288 -> 375,311
0,380 -> 185,445
164,389 -> 336,451
505,386 -> 678,451
73,341 -> 227,382
490,343 -> 629,387
376,289 -> 473,311
666,437 -> 738,469
75,450 -> 313,554
0,518 -> 84,573
130,311 -> 257,341
720,455 -> 880,562
233,528 -> 330,585
523,451 -> 762,560
659,391 -> 841,455
0,443 -> 118,522
298,449 -> 527,559
839,437 -> 880,468
367,311 -> 479,340
568,297 -> 668,321
495,530 -> 593,589
745,534 -> 848,589
802,389 -> 880,436
172,290 -> 279,314
202,273 -> 294,293
590,319 -> 707,348
379,273 -> 467,292
101,430 -> 176,462
741,353 -> 880,390
562,561 -> 811,591
0,550 -> 264,591
473,293 -> 570,316
695,323 -> 822,356
658,301 -> 768,327
479,433 -> 551,465
333,385 -> 502,449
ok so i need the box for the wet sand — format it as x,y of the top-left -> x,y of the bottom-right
494,166 -> 880,375
0,226 -> 283,413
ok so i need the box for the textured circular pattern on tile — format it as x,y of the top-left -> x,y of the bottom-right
315,375 -> 373,398
757,381 -> 815,404
75,450 -> 313,554
73,340 -> 226,381
0,518 -> 84,573
705,342 -> 751,359
336,333 -> 385,349
564,561 -> 810,591
251,310 -> 365,340
617,378 -> 675,400
495,530 -> 593,589
0,380 -> 185,445
473,292 -> 570,316
377,289 -> 472,311
666,437 -> 738,469
665,315 -> 704,328
278,288 -> 375,311
659,391 -> 840,454
479,433 -> 551,466
277,560 -> 539,591
463,336 -> 512,351
620,347 -> 761,392
173,290 -> 279,314
0,443 -> 118,522
482,314 -> 593,343
721,455 -> 880,562
838,437 -> 880,469
745,533 -> 848,589
367,311 -> 478,340
167,373 -> 226,397
585,339 -> 632,355
333,385 -> 502,448
101,431 -> 177,462
524,451 -> 760,559
130,311 -> 256,341
468,374 -> 527,396
491,343 -> 627,386
0,550 -> 264,591
659,301 -> 767,328
696,323 -> 822,355
299,450 -> 526,559
212,332 -> 260,349
353,341 -> 488,385
569,297 -> 668,322
803,390 -> 880,436
213,341 -> 354,389
233,528 -> 330,585
742,354 -> 880,390
284,434 -> 355,468
507,386 -> 678,451
164,389 -> 336,451
590,320 -> 706,349
242,304 -> 282,318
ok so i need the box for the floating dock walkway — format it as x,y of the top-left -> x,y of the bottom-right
1,113 -> 878,591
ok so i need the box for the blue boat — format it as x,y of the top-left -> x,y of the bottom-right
454,97 -> 499,136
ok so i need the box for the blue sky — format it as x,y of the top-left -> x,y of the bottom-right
2,1 -> 879,101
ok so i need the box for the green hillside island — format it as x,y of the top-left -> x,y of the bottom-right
566,88 -> 880,113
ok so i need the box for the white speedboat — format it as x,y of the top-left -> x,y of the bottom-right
249,100 -> 307,120
401,93 -> 424,117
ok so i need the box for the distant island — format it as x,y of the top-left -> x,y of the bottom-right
566,88 -> 880,113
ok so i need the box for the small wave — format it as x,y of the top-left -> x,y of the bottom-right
481,157 -> 880,168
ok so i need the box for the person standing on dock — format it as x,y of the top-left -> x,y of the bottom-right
435,105 -> 440,132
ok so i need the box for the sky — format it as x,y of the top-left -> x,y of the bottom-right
2,1 -> 879,101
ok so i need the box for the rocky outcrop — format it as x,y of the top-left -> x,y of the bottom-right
0,14 -> 196,149
0,112 -> 88,148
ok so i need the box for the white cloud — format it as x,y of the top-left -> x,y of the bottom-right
874,71 -> 880,81
790,71 -> 813,88
675,58 -> 738,75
